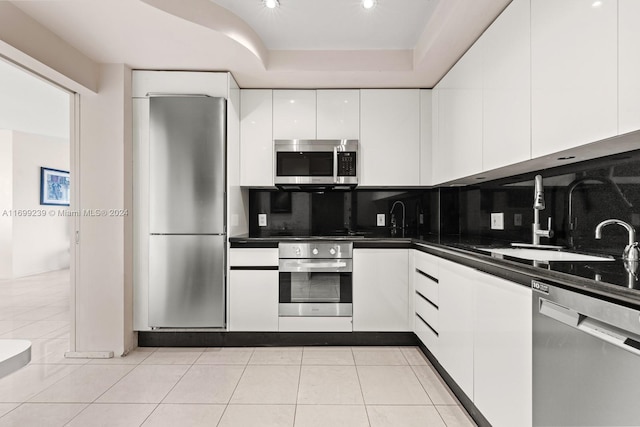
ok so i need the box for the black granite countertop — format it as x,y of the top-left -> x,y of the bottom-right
229,233 -> 640,308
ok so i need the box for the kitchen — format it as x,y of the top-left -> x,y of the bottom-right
0,0 -> 639,426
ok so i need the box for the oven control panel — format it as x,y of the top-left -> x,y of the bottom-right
279,242 -> 353,259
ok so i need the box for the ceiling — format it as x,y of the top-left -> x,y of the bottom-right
210,0 -> 438,51
10,0 -> 512,89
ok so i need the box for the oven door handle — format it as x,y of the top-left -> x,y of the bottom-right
279,259 -> 352,272
333,147 -> 338,184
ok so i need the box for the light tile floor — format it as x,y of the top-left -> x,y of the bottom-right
0,270 -> 477,426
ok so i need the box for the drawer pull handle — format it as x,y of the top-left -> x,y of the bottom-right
416,291 -> 438,309
416,313 -> 439,336
416,269 -> 438,283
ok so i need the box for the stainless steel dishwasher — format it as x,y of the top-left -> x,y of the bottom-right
532,280 -> 640,427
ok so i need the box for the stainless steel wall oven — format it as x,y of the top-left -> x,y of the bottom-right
278,242 -> 353,317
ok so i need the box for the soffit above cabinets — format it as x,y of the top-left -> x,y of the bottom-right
10,0 -> 511,88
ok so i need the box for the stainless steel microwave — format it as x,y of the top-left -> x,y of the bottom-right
274,139 -> 358,190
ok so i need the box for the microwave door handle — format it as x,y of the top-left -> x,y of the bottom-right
333,147 -> 338,184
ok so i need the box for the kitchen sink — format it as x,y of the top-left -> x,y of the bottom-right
476,247 -> 614,262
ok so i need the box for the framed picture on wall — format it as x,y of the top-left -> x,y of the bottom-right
40,167 -> 70,206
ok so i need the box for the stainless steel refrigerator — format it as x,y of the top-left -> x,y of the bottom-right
148,95 -> 226,328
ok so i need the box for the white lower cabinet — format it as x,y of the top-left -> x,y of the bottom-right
353,249 -> 410,331
474,272 -> 532,427
229,270 -> 278,332
437,258 -> 475,400
228,248 -> 279,332
413,249 -> 533,427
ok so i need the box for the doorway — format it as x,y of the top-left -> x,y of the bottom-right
0,57 -> 76,361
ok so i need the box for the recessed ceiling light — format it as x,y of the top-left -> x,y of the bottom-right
592,1 -> 603,7
362,0 -> 376,10
264,0 -> 279,9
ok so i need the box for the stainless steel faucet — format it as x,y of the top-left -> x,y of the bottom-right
390,201 -> 406,235
594,219 -> 640,261
532,175 -> 554,245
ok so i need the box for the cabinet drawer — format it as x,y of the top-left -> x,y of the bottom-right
415,270 -> 438,305
415,314 -> 439,356
229,248 -> 278,267
415,292 -> 438,332
415,250 -> 439,280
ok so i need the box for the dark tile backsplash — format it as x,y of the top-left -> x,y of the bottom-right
248,149 -> 640,256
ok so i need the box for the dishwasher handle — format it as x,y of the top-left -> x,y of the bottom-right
539,298 -> 640,358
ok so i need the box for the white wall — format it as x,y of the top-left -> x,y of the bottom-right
76,64 -> 133,355
0,130 -> 69,279
0,131 -> 13,279
12,131 -> 70,277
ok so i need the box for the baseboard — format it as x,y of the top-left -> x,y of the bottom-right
138,331 -> 418,347
415,342 -> 491,427
65,351 -> 114,359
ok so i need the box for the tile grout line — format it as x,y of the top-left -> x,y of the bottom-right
214,346 -> 255,427
352,347 -> 373,427
292,347 -> 304,427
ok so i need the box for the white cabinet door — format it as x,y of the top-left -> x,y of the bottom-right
353,249 -> 410,331
273,90 -> 316,139
360,90 -> 420,186
420,90 -> 433,186
474,272 -> 532,427
229,270 -> 279,331
437,259 -> 474,400
240,90 -> 273,187
132,71 -> 229,98
317,90 -> 360,139
619,0 -> 640,134
531,0 -> 617,158
482,0 -> 531,172
433,44 -> 483,184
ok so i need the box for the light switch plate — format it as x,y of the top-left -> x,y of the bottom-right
377,214 -> 386,226
514,213 -> 523,227
491,212 -> 504,230
258,213 -> 267,227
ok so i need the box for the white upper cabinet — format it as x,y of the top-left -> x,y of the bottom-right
316,90 -> 360,139
360,89 -> 420,187
420,90 -> 433,186
482,0 -> 531,171
273,90 -> 317,140
432,42 -> 483,184
619,0 -> 640,134
240,90 -> 273,187
131,71 -> 229,98
531,0 -> 618,158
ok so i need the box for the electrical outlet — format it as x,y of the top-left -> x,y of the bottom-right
514,213 -> 523,227
419,213 -> 424,225
377,214 -> 386,226
633,213 -> 640,227
258,213 -> 267,227
491,212 -> 504,230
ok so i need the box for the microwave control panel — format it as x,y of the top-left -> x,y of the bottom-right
337,152 -> 357,176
